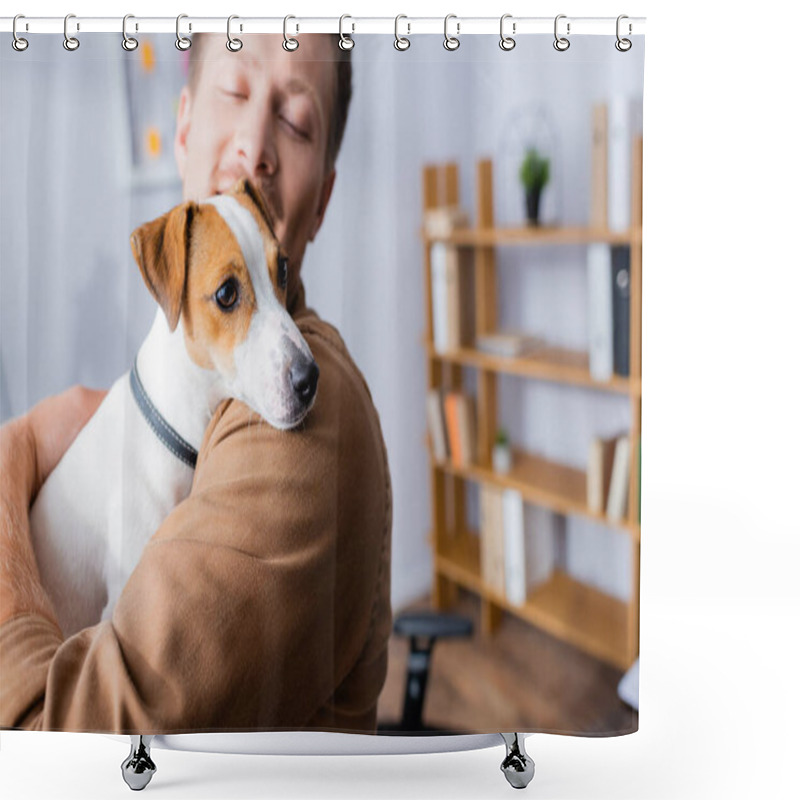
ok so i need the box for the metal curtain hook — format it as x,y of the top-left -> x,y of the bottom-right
339,14 -> 354,50
500,14 -> 516,51
176,14 -> 191,51
12,14 -> 29,51
444,14 -> 460,51
553,14 -> 570,51
63,13 -> 80,51
283,15 -> 299,51
616,14 -> 632,51
394,14 -> 410,51
122,14 -> 139,51
227,15 -> 242,51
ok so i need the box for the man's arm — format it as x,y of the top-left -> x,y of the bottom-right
0,387 -> 107,628
0,322 -> 391,733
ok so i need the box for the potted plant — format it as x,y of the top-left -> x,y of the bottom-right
492,428 -> 512,474
519,147 -> 550,226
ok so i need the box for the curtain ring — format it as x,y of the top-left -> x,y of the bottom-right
122,15 -> 139,51
615,14 -> 632,52
394,15 -> 410,51
339,15 -> 354,51
499,14 -> 516,51
283,15 -> 299,51
553,14 -> 570,51
443,14 -> 460,51
176,14 -> 191,51
12,15 -> 29,52
226,15 -> 243,52
63,13 -> 80,51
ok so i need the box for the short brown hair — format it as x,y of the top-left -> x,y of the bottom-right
187,34 -> 352,172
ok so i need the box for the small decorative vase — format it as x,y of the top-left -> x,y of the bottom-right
525,187 -> 542,226
492,442 -> 512,474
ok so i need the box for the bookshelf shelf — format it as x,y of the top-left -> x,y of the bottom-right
435,533 -> 630,669
423,149 -> 642,671
425,342 -> 641,396
432,449 -> 640,540
423,225 -> 638,248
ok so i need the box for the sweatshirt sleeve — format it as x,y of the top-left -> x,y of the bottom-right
0,321 -> 392,734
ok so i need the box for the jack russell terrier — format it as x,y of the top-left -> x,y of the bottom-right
29,179 -> 319,639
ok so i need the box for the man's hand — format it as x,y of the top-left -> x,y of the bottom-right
0,386 -> 107,627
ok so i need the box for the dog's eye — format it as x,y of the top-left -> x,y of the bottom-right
215,278 -> 239,311
277,256 -> 288,291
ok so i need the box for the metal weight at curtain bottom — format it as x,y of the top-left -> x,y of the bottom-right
121,735 -> 157,791
116,733 -> 533,789
500,733 -> 535,789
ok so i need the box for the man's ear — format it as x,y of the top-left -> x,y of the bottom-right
309,169 -> 336,242
130,202 -> 197,332
173,86 -> 192,184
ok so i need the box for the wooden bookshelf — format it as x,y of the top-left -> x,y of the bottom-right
422,225 -> 636,248
432,450 -> 640,541
434,533 -> 630,669
423,144 -> 643,670
425,342 -> 641,396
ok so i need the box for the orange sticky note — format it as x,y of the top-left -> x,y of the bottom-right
141,40 -> 155,72
145,127 -> 161,159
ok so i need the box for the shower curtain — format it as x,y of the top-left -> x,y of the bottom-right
0,26 -> 645,740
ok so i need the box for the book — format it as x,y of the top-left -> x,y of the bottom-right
503,490 -> 526,606
587,435 -> 619,514
606,435 -> 631,522
430,242 -> 449,353
590,103 -> 608,229
479,485 -> 505,596
426,207 -> 473,353
426,389 -> 449,461
503,491 -> 556,606
607,96 -> 644,233
587,244 -> 614,382
443,393 -> 463,466
476,331 -> 544,358
611,246 -> 631,377
607,95 -> 632,232
445,245 -> 475,349
457,393 -> 477,466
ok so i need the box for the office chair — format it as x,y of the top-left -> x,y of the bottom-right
378,610 -> 473,734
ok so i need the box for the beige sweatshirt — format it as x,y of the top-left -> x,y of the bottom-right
0,283 -> 393,734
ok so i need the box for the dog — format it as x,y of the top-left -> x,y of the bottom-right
29,178 -> 319,639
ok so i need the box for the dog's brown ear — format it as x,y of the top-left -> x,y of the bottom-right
232,177 -> 276,236
130,201 -> 197,332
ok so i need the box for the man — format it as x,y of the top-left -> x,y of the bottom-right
0,34 -> 392,734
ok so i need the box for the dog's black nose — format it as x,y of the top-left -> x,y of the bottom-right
291,358 -> 319,404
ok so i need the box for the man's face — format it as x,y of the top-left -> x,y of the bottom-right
174,34 -> 337,276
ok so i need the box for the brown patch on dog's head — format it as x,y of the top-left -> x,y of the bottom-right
130,202 -> 197,332
179,205 -> 257,374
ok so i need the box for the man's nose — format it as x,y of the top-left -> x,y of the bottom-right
235,104 -> 278,178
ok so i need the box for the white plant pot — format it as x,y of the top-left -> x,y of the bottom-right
492,443 -> 512,474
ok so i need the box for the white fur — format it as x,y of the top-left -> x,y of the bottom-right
30,198 -> 315,637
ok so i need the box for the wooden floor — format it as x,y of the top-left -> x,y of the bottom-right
376,590 -> 637,735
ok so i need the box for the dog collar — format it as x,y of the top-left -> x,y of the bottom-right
129,358 -> 198,469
